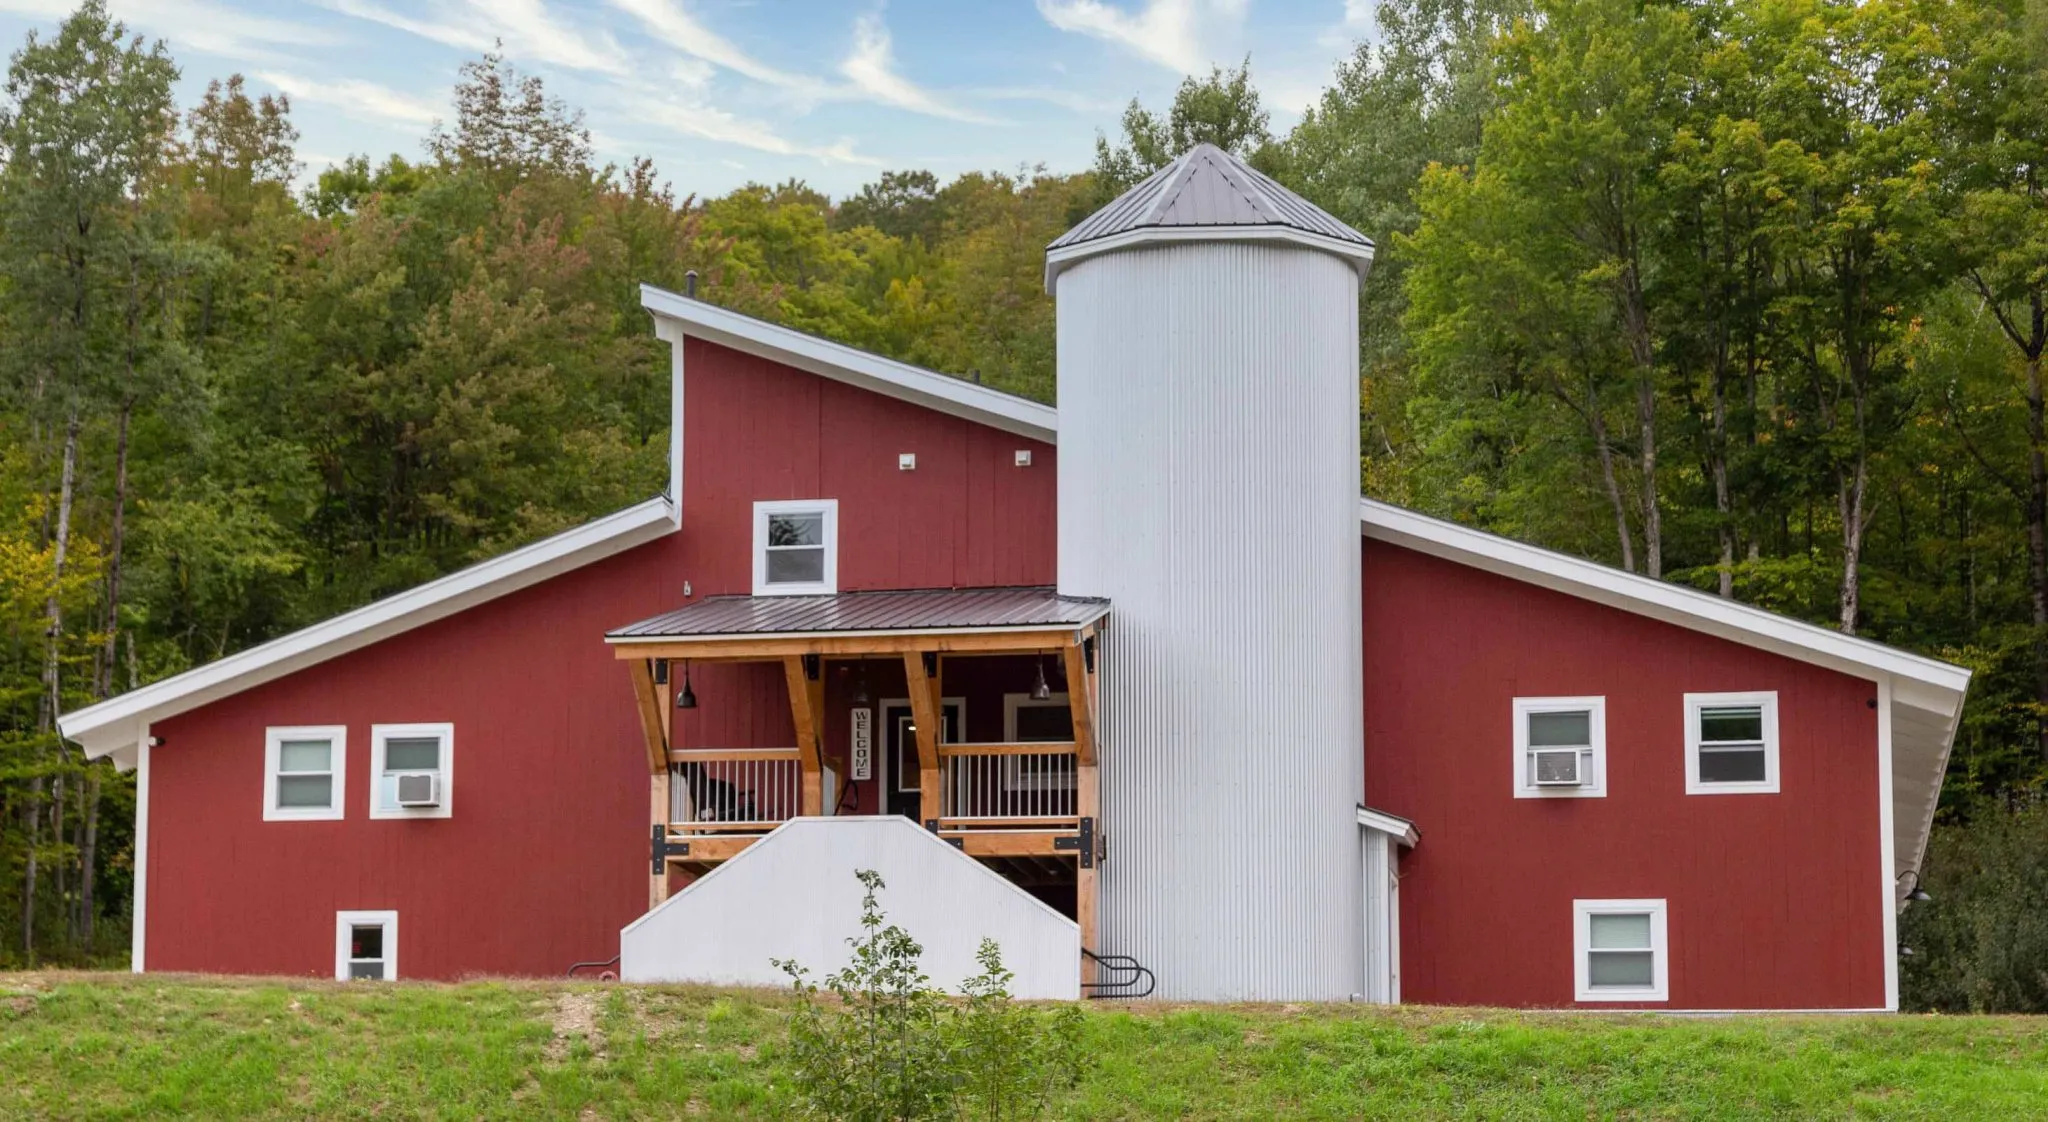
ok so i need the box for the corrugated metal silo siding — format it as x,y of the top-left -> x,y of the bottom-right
1057,242 -> 1365,1000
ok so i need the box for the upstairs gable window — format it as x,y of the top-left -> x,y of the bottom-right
1685,692 -> 1780,794
370,723 -> 454,819
754,500 -> 838,595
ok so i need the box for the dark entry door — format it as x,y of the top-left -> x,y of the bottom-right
885,702 -> 960,822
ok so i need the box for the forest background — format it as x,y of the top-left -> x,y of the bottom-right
4,0 -> 2047,1011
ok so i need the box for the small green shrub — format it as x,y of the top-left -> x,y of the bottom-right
776,869 -> 1088,1121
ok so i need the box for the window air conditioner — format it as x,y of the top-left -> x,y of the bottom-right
1530,748 -> 1584,786
396,772 -> 440,807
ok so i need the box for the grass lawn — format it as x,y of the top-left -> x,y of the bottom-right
4,973 -> 2047,1119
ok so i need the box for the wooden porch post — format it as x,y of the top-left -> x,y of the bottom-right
903,651 -> 943,827
782,656 -> 826,816
628,658 -> 672,907
1063,637 -> 1102,978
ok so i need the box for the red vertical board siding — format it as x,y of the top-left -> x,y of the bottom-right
143,339 -> 1057,979
1363,539 -> 1886,1009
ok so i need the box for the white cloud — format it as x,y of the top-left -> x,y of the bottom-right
636,97 -> 884,167
325,0 -> 629,76
255,71 -> 444,129
0,0 -> 335,61
605,0 -> 820,93
1034,0 -> 1246,74
839,12 -> 995,124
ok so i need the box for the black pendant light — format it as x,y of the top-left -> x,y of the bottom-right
675,661 -> 698,709
852,659 -> 872,707
1031,657 -> 1052,701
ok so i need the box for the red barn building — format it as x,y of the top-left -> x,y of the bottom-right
60,146 -> 1967,1007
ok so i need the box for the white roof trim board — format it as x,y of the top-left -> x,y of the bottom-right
641,284 -> 1056,444
1356,805 -> 1420,846
57,497 -> 677,770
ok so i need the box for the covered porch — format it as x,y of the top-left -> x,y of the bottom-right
608,586 -> 1109,961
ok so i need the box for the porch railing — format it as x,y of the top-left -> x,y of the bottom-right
939,742 -> 1079,826
669,749 -> 802,831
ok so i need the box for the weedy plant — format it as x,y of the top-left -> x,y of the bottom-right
775,870 -> 1087,1121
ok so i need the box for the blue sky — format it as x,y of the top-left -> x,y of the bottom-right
0,0 -> 1376,198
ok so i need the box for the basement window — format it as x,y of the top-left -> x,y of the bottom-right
1685,692 -> 1779,794
1574,899 -> 1668,1002
264,726 -> 347,821
335,910 -> 398,980
753,499 -> 838,596
370,723 -> 453,819
1512,697 -> 1606,798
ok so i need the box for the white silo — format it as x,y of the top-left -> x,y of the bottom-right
1049,144 -> 1374,1000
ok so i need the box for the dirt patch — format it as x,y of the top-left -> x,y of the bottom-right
3,995 -> 35,1016
545,992 -> 606,1063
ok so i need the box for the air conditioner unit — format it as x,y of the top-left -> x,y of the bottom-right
1530,748 -> 1584,786
396,772 -> 440,807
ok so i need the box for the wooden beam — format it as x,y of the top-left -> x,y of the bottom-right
613,630 -> 1079,661
669,747 -> 803,763
782,656 -> 825,816
903,652 -> 942,824
649,771 -> 671,909
1063,642 -> 1097,767
627,659 -> 668,775
951,831 -> 1077,858
936,741 -> 1078,758
663,835 -> 759,863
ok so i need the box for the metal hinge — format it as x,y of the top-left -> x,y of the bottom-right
1054,817 -> 1097,868
650,824 -> 687,872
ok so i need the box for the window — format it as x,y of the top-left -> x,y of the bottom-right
264,726 -> 346,821
370,723 -> 453,819
1685,691 -> 1779,794
1512,697 -> 1606,798
1574,899 -> 1668,1002
335,910 -> 398,980
1003,693 -> 1076,793
753,499 -> 838,595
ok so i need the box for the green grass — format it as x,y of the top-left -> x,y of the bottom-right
4,974 -> 2047,1119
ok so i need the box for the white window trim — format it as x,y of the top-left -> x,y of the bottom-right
752,499 -> 839,596
1002,692 -> 1075,793
335,910 -> 398,981
1511,696 -> 1607,799
263,725 -> 347,821
369,722 -> 454,820
1684,690 -> 1780,795
1574,898 -> 1669,1002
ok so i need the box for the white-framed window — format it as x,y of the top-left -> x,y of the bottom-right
1002,692 -> 1076,793
1574,898 -> 1668,1002
370,723 -> 453,820
1512,697 -> 1606,798
335,910 -> 398,980
1684,691 -> 1779,794
264,725 -> 347,821
752,499 -> 838,596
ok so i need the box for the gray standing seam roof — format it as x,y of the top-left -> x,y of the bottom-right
1049,143 -> 1372,253
609,586 -> 1111,640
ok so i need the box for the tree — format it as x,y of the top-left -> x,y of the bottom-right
427,49 -> 592,180
0,0 -> 176,958
1091,60 -> 1273,199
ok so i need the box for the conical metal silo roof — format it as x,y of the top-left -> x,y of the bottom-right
1045,143 -> 1374,287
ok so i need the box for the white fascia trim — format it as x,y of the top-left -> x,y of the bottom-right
1044,224 -> 1377,288
1359,499 -> 1971,697
59,496 -> 676,769
1355,805 -> 1419,847
641,285 -> 1056,444
1878,675 -> 1900,1012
